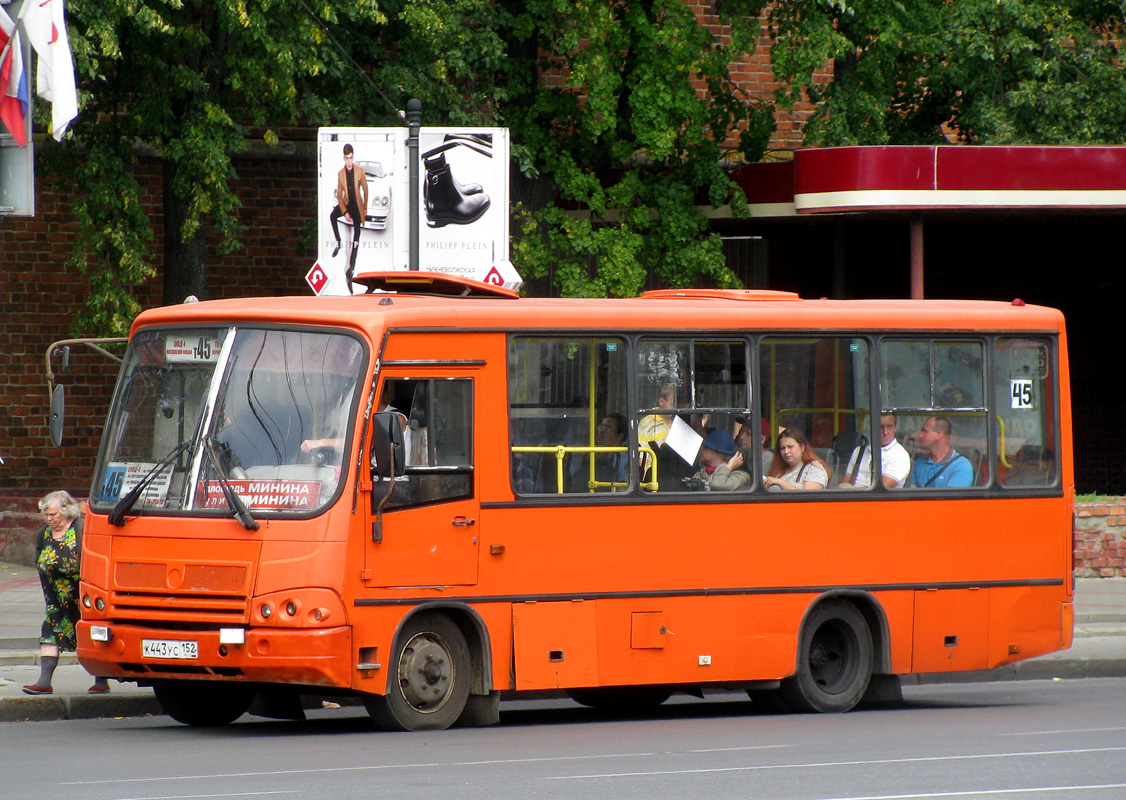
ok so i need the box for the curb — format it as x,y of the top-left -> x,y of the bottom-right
907,657 -> 1126,684
0,651 -> 78,667
0,693 -> 162,723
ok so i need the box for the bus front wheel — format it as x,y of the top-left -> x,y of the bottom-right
154,682 -> 255,726
781,600 -> 873,713
365,612 -> 471,732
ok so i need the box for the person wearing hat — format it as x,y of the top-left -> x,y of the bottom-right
687,429 -> 750,491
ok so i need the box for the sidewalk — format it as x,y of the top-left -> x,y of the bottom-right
2,559 -> 1125,723
0,561 -> 162,722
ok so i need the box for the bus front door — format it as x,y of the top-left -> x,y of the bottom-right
363,374 -> 479,589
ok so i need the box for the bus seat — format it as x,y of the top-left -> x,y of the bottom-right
830,430 -> 865,469
1003,445 -> 1055,486
951,448 -> 985,487
815,447 -> 840,486
971,448 -> 987,486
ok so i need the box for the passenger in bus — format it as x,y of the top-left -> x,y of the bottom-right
686,429 -> 749,491
638,385 -> 676,447
764,428 -> 829,491
735,416 -> 774,476
838,412 -> 910,490
908,416 -> 974,488
570,413 -> 629,491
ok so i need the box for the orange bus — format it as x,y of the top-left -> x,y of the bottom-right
73,272 -> 1074,730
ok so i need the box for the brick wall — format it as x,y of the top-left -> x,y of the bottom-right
0,144 -> 316,509
1074,500 -> 1126,577
689,3 -> 824,153
0,495 -> 41,566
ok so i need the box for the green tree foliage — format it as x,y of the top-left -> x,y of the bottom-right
59,0 -> 393,335
500,0 -> 774,297
56,0 -> 773,331
769,0 -> 1126,146
58,0 -> 1124,330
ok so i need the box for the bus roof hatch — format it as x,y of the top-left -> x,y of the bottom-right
353,271 -> 520,299
639,288 -> 801,302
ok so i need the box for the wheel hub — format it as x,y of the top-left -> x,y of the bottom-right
397,632 -> 454,712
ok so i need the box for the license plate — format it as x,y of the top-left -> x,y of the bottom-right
142,638 -> 199,660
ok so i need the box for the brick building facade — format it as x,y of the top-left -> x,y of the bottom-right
1,10 -> 1117,569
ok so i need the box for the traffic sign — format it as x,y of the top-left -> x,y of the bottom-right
305,262 -> 329,295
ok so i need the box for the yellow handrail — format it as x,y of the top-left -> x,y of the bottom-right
512,445 -> 635,494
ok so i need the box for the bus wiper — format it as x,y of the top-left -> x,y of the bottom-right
108,441 -> 192,527
203,437 -> 260,531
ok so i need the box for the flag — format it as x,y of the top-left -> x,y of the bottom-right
0,6 -> 29,146
22,0 -> 77,140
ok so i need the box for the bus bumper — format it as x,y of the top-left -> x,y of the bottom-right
76,621 -> 354,690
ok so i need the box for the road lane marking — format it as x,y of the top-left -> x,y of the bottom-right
1004,726 -> 1126,736
63,745 -> 1126,789
62,751 -> 664,786
686,746 -> 792,754
544,746 -> 1126,780
803,783 -> 1126,800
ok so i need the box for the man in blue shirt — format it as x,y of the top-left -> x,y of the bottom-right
910,416 -> 974,488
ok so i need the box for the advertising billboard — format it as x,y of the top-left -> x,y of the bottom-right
314,127 -> 518,295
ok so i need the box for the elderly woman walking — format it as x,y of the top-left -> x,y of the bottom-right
22,490 -> 109,695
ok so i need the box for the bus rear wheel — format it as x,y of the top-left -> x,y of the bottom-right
365,612 -> 471,732
154,682 -> 255,726
781,600 -> 873,713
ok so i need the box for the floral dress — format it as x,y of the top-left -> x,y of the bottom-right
36,524 -> 81,651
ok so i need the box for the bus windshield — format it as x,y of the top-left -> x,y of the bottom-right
91,326 -> 366,518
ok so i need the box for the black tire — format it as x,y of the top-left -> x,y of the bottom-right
365,612 -> 471,732
566,686 -> 672,712
154,682 -> 255,726
780,600 -> 873,713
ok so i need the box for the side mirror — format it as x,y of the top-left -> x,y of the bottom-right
49,384 -> 66,448
370,411 -> 406,480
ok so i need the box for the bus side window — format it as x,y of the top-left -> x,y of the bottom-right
995,337 -> 1058,488
637,338 -> 749,493
507,336 -> 628,495
760,337 -> 871,491
884,340 -> 987,489
377,378 -> 473,508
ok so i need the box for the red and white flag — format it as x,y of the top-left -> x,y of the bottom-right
22,0 -> 77,140
0,5 -> 30,146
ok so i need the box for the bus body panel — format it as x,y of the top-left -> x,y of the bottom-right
73,288 -> 1073,723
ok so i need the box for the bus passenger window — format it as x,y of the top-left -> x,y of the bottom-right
637,339 -> 749,493
507,337 -> 628,495
994,338 -> 1058,488
760,337 -> 871,490
884,340 -> 987,488
378,378 -> 473,508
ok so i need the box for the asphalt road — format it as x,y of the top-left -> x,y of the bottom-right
3,678 -> 1126,800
